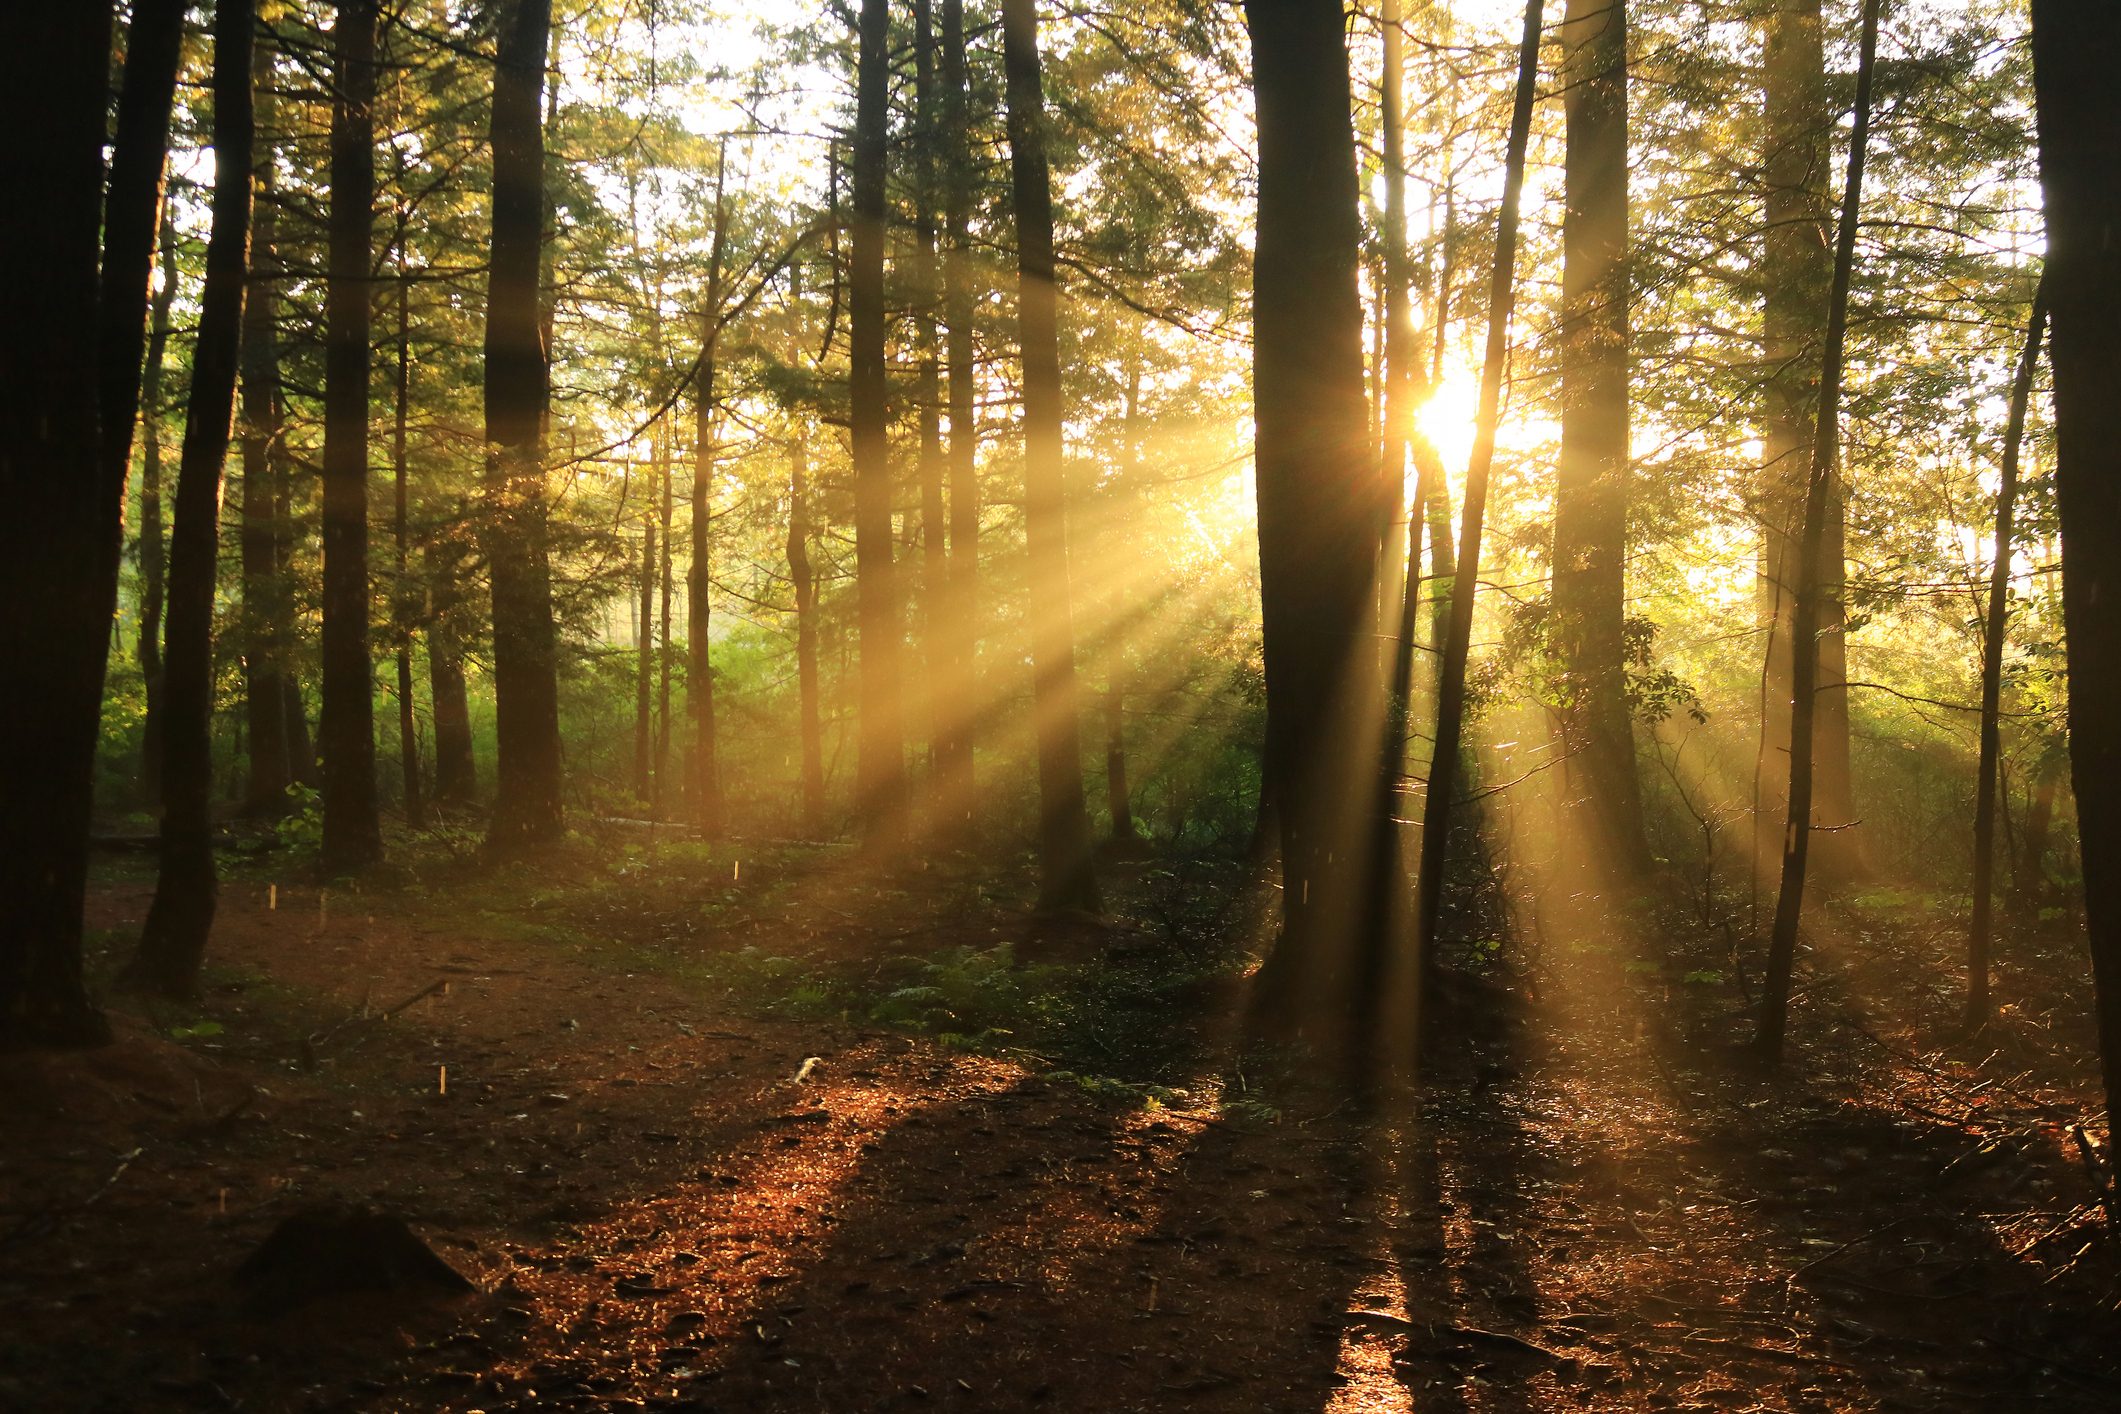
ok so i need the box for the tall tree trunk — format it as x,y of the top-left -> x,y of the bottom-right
483,0 -> 565,848
1244,0 -> 1377,1004
1759,0 -> 1858,882
128,0 -> 257,999
238,40 -> 292,818
1414,0 -> 1544,982
392,251 -> 424,828
1755,0 -> 1880,1063
936,0 -> 981,827
851,0 -> 906,845
272,378 -> 316,793
657,444 -> 675,817
1003,0 -> 1100,913
140,210 -> 179,808
0,1 -> 117,1046
319,0 -> 382,871
914,0 -> 950,823
634,434 -> 657,805
1553,0 -> 1648,876
427,531 -> 477,806
2029,0 -> 2121,1157
1105,683 -> 1136,842
1379,0 -> 1412,649
1967,287 -> 2046,1027
2012,744 -> 2062,912
691,152 -> 728,836
790,431 -> 826,833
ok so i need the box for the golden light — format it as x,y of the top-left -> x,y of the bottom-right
1414,371 -> 1482,486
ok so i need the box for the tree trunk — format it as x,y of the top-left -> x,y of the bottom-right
657,443 -> 675,817
1414,0 -> 1544,982
128,0 -> 257,999
1759,0 -> 1858,883
2028,0 -> 2121,1157
1244,0 -> 1378,1005
790,432 -> 826,833
1967,287 -> 2046,1027
851,0 -> 906,845
392,251 -> 424,828
691,153 -> 728,837
1003,0 -> 1100,913
634,449 -> 656,805
1553,0 -> 1648,877
1755,0 -> 1880,1064
914,0 -> 950,825
482,0 -> 565,849
936,0 -> 981,828
320,0 -> 382,871
1105,682 -> 1136,841
140,209 -> 179,808
0,2 -> 117,1046
2012,745 -> 2062,912
427,534 -> 477,806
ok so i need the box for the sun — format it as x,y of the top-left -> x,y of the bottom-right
1413,371 -> 1481,487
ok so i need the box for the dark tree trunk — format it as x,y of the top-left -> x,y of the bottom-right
1553,0 -> 1648,876
1755,0 -> 1880,1063
1414,0 -> 1543,983
634,455 -> 656,805
1967,288 -> 2046,1027
1105,683 -> 1136,841
1244,0 -> 1378,1006
914,0 -> 950,824
272,381 -> 316,793
319,0 -> 382,870
936,0 -> 981,827
391,253 -> 424,828
427,534 -> 477,807
1759,0 -> 1858,882
790,433 -> 826,833
0,2 -> 118,1046
140,210 -> 179,808
238,43 -> 292,818
690,154 -> 728,837
851,0 -> 905,846
2012,746 -> 2062,912
1002,0 -> 1100,913
482,0 -> 565,849
2029,0 -> 2121,1155
129,0 -> 257,1000
657,446 -> 675,816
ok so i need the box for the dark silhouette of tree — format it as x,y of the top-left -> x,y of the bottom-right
140,210 -> 180,806
1002,0 -> 1100,913
936,0 -> 981,828
1756,0 -> 1881,1064
789,431 -> 826,833
390,246 -> 424,829
914,0 -> 950,828
483,0 -> 566,849
128,0 -> 258,999
690,153 -> 729,836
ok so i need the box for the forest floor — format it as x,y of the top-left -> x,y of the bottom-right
2,830 -> 2118,1412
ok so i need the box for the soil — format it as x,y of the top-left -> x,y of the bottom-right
2,843 -> 2116,1412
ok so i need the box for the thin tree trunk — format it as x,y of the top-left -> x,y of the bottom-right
392,249 -> 425,828
2013,746 -> 2061,912
790,432 -> 826,833
128,0 -> 257,999
1413,0 -> 1544,981
1003,0 -> 1100,913
634,435 -> 657,804
0,2 -> 117,1045
851,0 -> 906,845
915,0 -> 950,823
1379,0 -> 1412,651
1244,0 -> 1377,1007
483,0 -> 565,848
1553,0 -> 1648,875
691,150 -> 728,836
937,0 -> 981,826
1105,683 -> 1136,841
140,210 -> 180,808
1967,287 -> 2046,1026
427,534 -> 477,806
1755,0 -> 1881,1063
657,443 -> 675,817
2028,0 -> 2121,1156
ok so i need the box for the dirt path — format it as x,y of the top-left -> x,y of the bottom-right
2,854 -> 2116,1412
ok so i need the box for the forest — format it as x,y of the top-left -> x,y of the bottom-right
3,0 -> 2121,1408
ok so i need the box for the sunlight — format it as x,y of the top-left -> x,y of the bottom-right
1414,371 -> 1482,485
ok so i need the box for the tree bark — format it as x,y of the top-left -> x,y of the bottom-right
936,0 -> 981,828
1244,0 -> 1378,1006
391,250 -> 424,828
790,432 -> 826,833
140,209 -> 180,808
1553,0 -> 1648,876
1755,0 -> 1880,1064
129,0 -> 257,999
0,1 -> 118,1046
634,444 -> 657,805
482,0 -> 565,849
915,0 -> 950,825
320,0 -> 383,871
426,532 -> 478,807
851,0 -> 906,846
691,152 -> 728,837
2028,0 -> 2121,1156
1759,0 -> 1858,883
1967,287 -> 2046,1027
1003,0 -> 1100,913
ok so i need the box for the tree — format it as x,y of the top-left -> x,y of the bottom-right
0,1 -> 118,1045
850,0 -> 905,845
320,0 -> 384,871
1755,0 -> 1881,1064
140,209 -> 180,805
2028,0 -> 2121,1161
483,0 -> 566,848
1244,0 -> 1378,1010
1551,0 -> 1648,876
691,153 -> 729,836
914,0 -> 950,828
935,0 -> 981,828
1002,0 -> 1100,913
789,429 -> 827,832
128,0 -> 257,999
